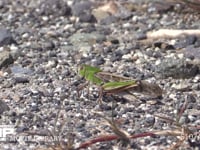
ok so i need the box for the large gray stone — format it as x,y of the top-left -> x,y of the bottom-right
156,58 -> 199,78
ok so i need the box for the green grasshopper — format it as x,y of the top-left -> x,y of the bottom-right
98,80 -> 138,102
96,72 -> 163,98
78,65 -> 162,102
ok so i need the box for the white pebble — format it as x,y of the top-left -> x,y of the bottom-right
177,53 -> 184,59
42,16 -> 49,21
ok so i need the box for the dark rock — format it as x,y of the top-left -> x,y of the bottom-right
14,76 -> 29,83
39,0 -> 71,16
71,1 -> 94,16
0,28 -> 15,46
0,100 -> 9,114
79,13 -> 96,23
156,58 -> 199,78
0,51 -> 14,69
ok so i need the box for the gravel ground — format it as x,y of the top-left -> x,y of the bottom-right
0,0 -> 200,150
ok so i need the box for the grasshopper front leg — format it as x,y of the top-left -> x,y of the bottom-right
77,81 -> 89,98
98,85 -> 104,104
